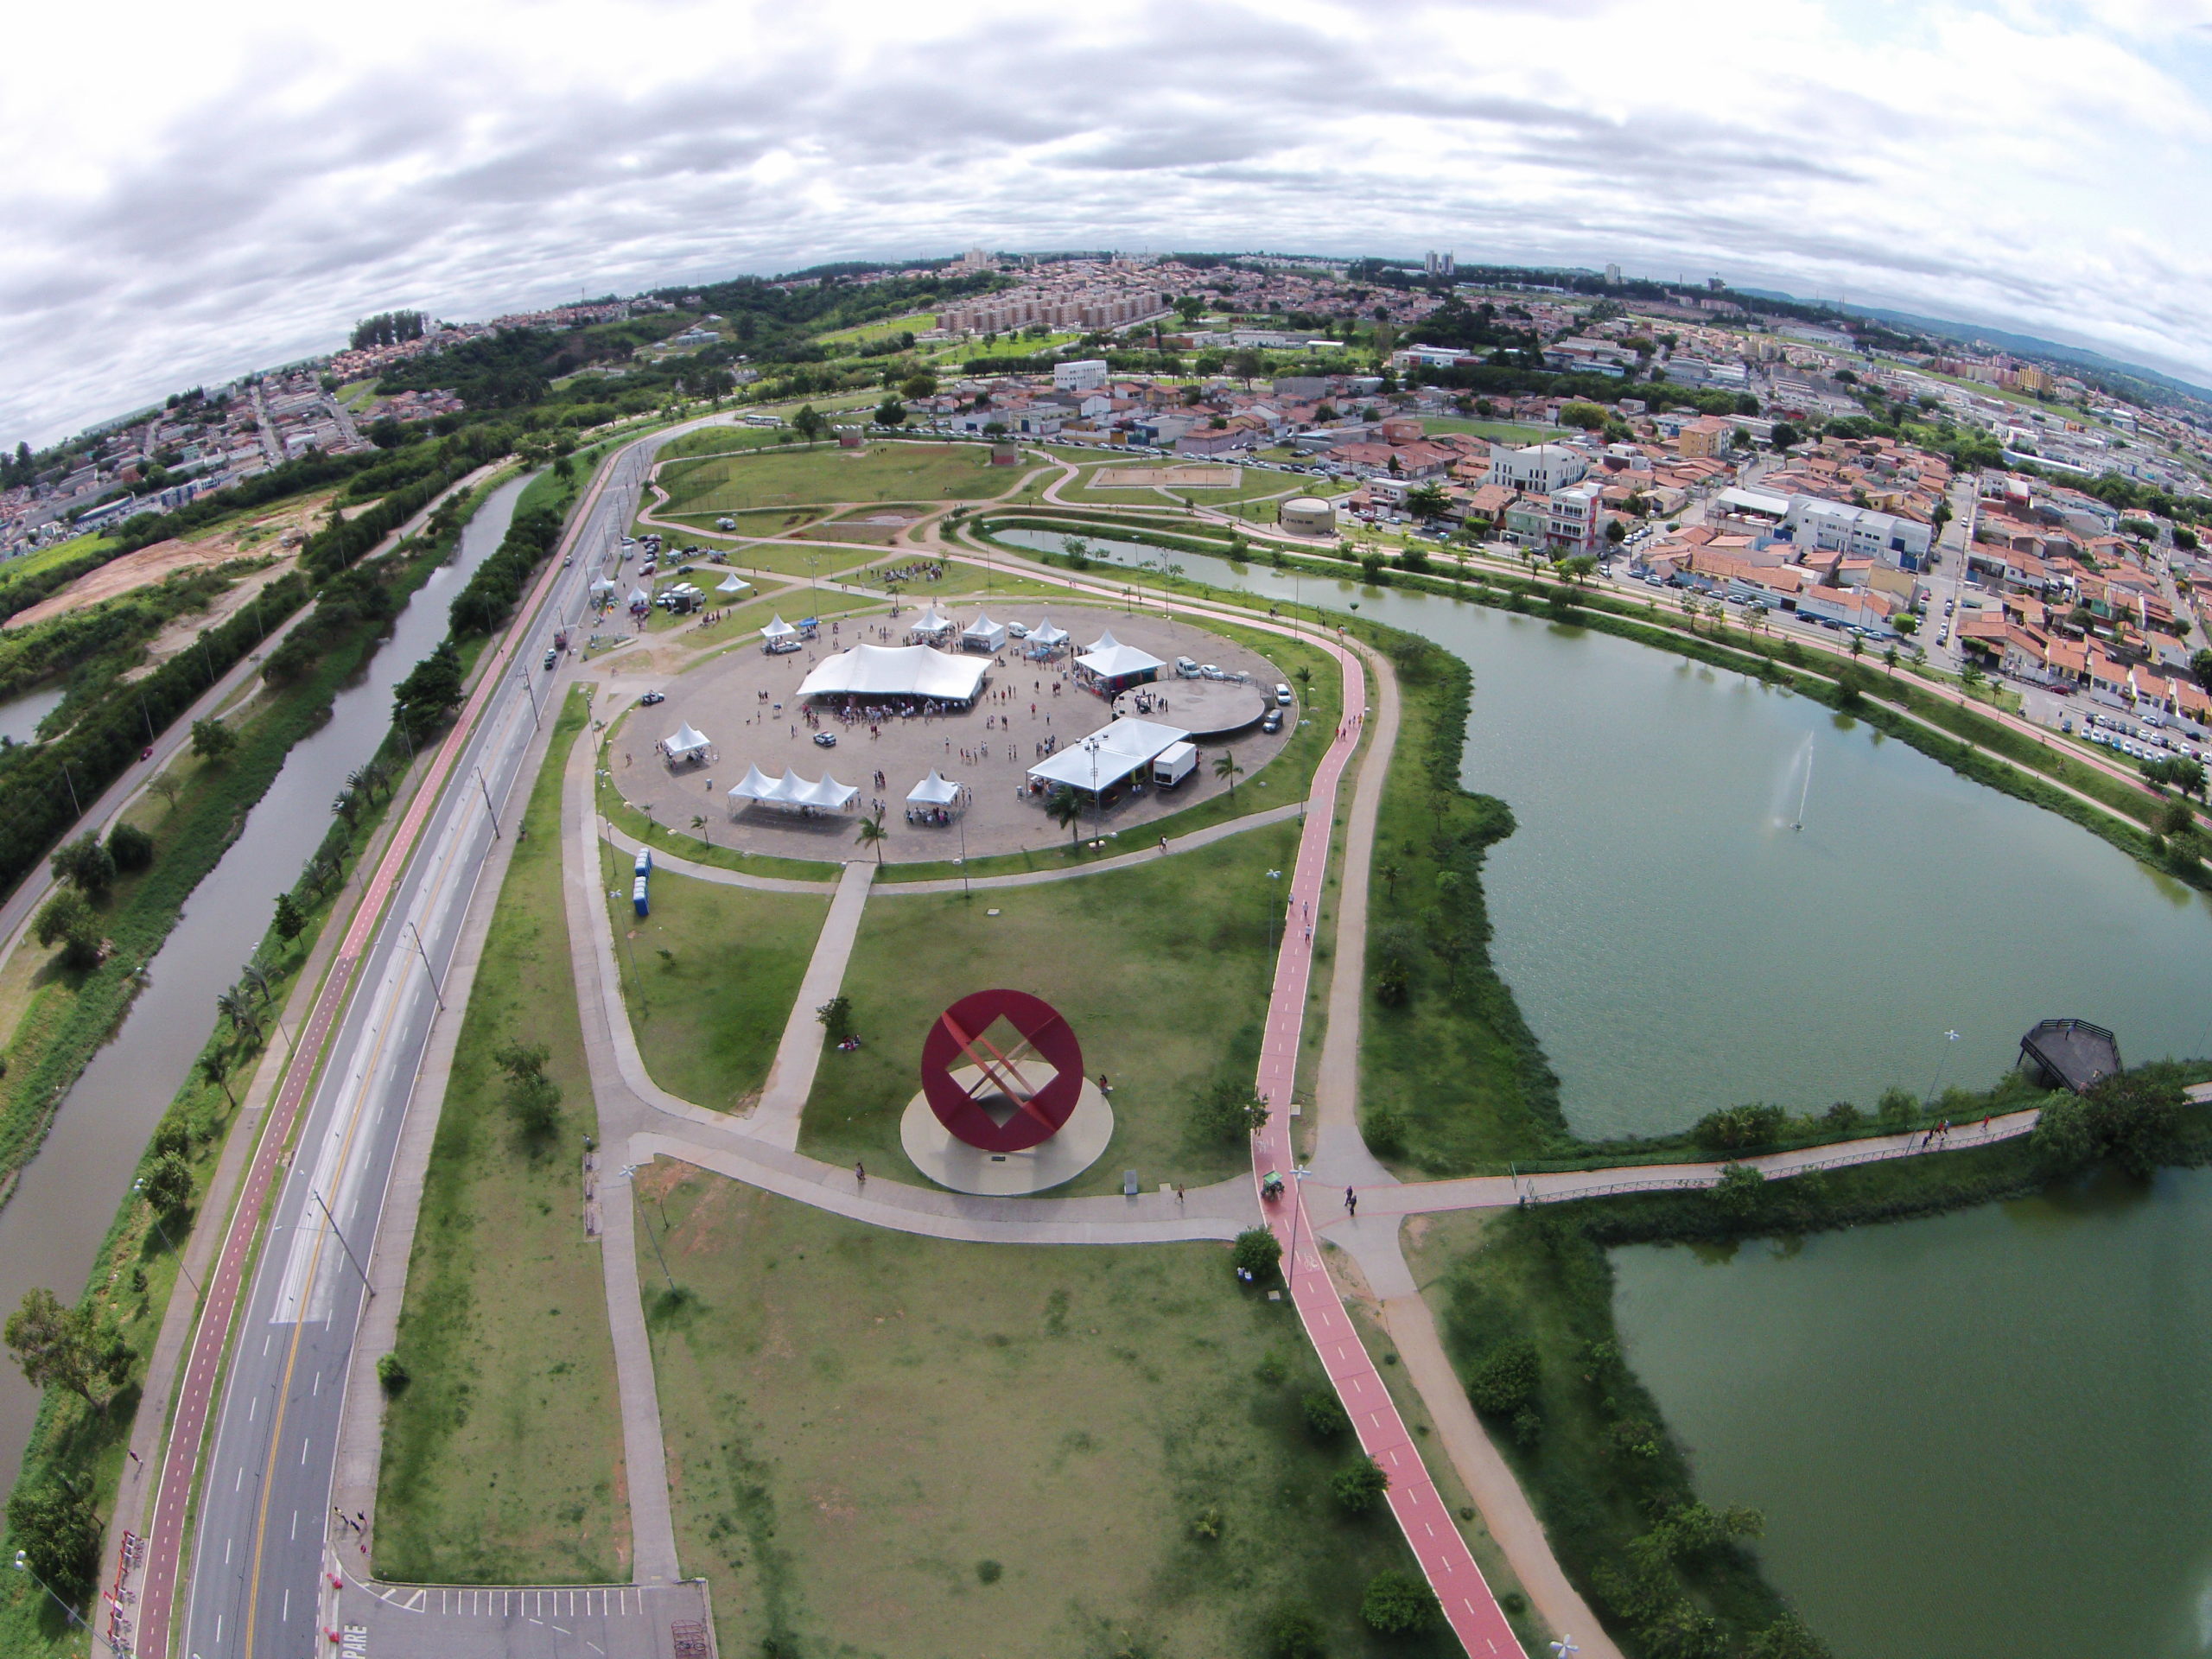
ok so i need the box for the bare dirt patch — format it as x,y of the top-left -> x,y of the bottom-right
122,556 -> 296,680
1091,464 -> 1242,488
4,491 -> 328,630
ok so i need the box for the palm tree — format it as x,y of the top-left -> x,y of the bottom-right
238,962 -> 271,1007
216,988 -> 261,1042
1850,633 -> 1866,662
1213,751 -> 1243,796
1379,861 -> 1401,900
854,811 -> 888,866
198,1050 -> 237,1110
1883,645 -> 1900,676
690,814 -> 710,848
1046,785 -> 1084,849
1295,665 -> 1313,696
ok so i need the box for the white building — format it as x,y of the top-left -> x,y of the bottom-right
1786,496 -> 1934,569
1054,359 -> 1110,393
1546,482 -> 1605,556
1484,443 -> 1589,494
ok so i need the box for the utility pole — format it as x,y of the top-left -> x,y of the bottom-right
404,921 -> 447,1011
474,766 -> 502,839
308,1187 -> 374,1298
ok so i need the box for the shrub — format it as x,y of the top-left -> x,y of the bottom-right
139,1150 -> 193,1215
51,831 -> 117,894
1692,1102 -> 1786,1151
190,715 -> 238,761
1189,1505 -> 1224,1541
1363,1104 -> 1408,1156
1877,1085 -> 1917,1130
1262,1605 -> 1329,1659
1711,1161 -> 1765,1218
377,1352 -> 410,1395
1302,1389 -> 1351,1440
33,887 -> 103,970
5,1482 -> 102,1602
106,821 -> 155,872
1232,1227 -> 1282,1283
1360,1568 -> 1439,1635
816,995 -> 854,1043
975,1559 -> 1002,1584
1331,1456 -> 1389,1514
1467,1338 -> 1538,1417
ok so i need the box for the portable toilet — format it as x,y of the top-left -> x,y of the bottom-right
632,875 -> 650,918
633,848 -> 652,879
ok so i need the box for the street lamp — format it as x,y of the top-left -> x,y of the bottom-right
13,1549 -> 93,1643
130,1179 -> 200,1296
1283,1164 -> 1312,1286
1265,868 -> 1282,950
616,1163 -> 677,1292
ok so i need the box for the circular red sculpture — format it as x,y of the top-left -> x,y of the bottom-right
920,988 -> 1085,1153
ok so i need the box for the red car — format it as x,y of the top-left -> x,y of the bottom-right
141,747 -> 153,761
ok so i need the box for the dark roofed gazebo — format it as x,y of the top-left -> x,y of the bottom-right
2018,1019 -> 2122,1095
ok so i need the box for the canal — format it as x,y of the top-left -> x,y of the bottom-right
998,528 -> 2212,1656
0,474 -> 527,1495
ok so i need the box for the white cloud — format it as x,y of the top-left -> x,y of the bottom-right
2,0 -> 2208,443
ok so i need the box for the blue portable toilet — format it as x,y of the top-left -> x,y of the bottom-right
633,848 -> 652,879
632,874 -> 650,918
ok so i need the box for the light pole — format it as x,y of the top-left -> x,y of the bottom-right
474,766 -> 503,840
1926,1027 -> 1962,1109
404,921 -> 447,1012
618,1163 -> 677,1292
1266,868 -> 1282,950
1084,734 -> 1104,848
517,664 -> 541,733
1284,1163 -> 1311,1285
308,1187 -> 374,1298
131,1179 -> 200,1296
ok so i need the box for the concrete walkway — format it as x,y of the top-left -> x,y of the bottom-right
601,800 -> 1307,896
751,859 -> 874,1149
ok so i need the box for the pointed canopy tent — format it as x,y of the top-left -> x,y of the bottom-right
628,586 -> 652,608
1074,638 -> 1167,686
906,769 -> 963,805
795,772 -> 859,809
962,611 -> 1007,652
664,722 -> 711,760
1027,617 -> 1070,648
908,606 -> 956,639
797,643 -> 988,704
1027,716 -> 1190,795
728,764 -> 783,804
760,614 -> 799,643
715,573 -> 753,596
590,575 -> 618,598
1086,628 -> 1123,653
726,767 -> 858,811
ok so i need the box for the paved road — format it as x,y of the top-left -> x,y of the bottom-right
131,442 -> 658,1659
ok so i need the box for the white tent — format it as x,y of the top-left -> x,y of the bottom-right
727,766 -> 858,811
1087,628 -> 1123,653
908,606 -> 955,639
1027,717 -> 1190,795
797,643 -> 988,704
715,573 -> 752,596
664,722 -> 711,760
760,614 -> 798,643
628,586 -> 652,608
1075,639 -> 1167,683
906,769 -> 963,805
1028,616 -> 1069,648
590,575 -> 617,598
962,611 -> 1007,652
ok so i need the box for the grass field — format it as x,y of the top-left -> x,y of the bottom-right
802,819 -> 1300,1196
640,1177 -> 1461,1659
1420,416 -> 1554,444
656,426 -> 797,462
661,444 -> 1018,516
601,855 -> 828,1114
375,688 -> 632,1585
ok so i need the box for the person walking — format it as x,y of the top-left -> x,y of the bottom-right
854,1160 -> 866,1189
1344,1186 -> 1357,1217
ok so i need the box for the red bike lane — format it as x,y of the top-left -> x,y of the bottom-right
1250,636 -> 1522,1659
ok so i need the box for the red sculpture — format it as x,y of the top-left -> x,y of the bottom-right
919,988 -> 1085,1153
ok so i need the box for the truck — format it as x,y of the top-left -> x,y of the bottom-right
1152,741 -> 1197,789
553,628 -> 569,652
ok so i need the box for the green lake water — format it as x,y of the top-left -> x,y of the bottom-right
995,532 -> 2212,1652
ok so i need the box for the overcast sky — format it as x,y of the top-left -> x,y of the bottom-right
5,0 -> 2209,446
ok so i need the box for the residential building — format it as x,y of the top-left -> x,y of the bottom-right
1784,495 -> 1934,569
1484,442 -> 1588,493
1054,359 -> 1109,392
1546,482 -> 1605,556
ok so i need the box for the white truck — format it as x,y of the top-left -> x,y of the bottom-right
1152,741 -> 1197,788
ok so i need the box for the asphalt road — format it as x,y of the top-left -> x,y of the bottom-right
150,441 -> 656,1659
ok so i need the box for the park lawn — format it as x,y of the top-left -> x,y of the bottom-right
660,444 -> 1019,516
601,855 -> 828,1114
802,819 -> 1300,1196
656,426 -> 798,462
814,309 -> 934,347
850,561 -> 1061,603
593,775 -> 843,886
652,505 -> 828,537
375,687 -> 632,1586
639,1177 -> 1460,1659
679,537 -> 887,582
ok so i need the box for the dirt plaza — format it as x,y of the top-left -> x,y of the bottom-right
605,604 -> 1305,864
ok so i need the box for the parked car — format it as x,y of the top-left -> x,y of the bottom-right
1261,710 -> 1283,734
1274,683 -> 1294,706
639,690 -> 666,706
813,731 -> 837,747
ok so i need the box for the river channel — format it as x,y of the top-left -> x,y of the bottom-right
0,474 -> 526,1495
1001,528 -> 2212,1655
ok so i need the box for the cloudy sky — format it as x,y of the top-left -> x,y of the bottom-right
5,0 -> 2209,445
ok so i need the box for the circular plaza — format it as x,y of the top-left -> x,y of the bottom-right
605,603 -> 1303,864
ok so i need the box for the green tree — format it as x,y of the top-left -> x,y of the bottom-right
874,397 -> 906,428
273,889 -> 308,942
1769,421 -> 1800,450
1332,1455 -> 1389,1514
1045,783 -> 1084,849
1404,481 -> 1450,519
190,716 -> 237,762
791,404 -> 827,446
4,1287 -> 120,1408
51,833 -> 117,894
1559,400 -> 1608,431
1261,1605 -> 1328,1659
1749,1611 -> 1834,1659
1302,1389 -> 1350,1440
33,889 -> 103,970
107,822 -> 155,873
2190,648 -> 2212,697
1711,1161 -> 1765,1218
1231,1226 -> 1282,1281
493,1039 -> 560,1143
816,995 -> 855,1044
1467,1338 -> 1539,1416
6,1479 -> 103,1603
2083,1065 -> 2184,1179
1360,1569 -> 1440,1635
395,639 -> 465,737
140,1150 -> 193,1215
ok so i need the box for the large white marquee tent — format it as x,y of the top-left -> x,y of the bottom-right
1027,716 -> 1190,795
798,643 -> 988,704
727,766 -> 861,812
